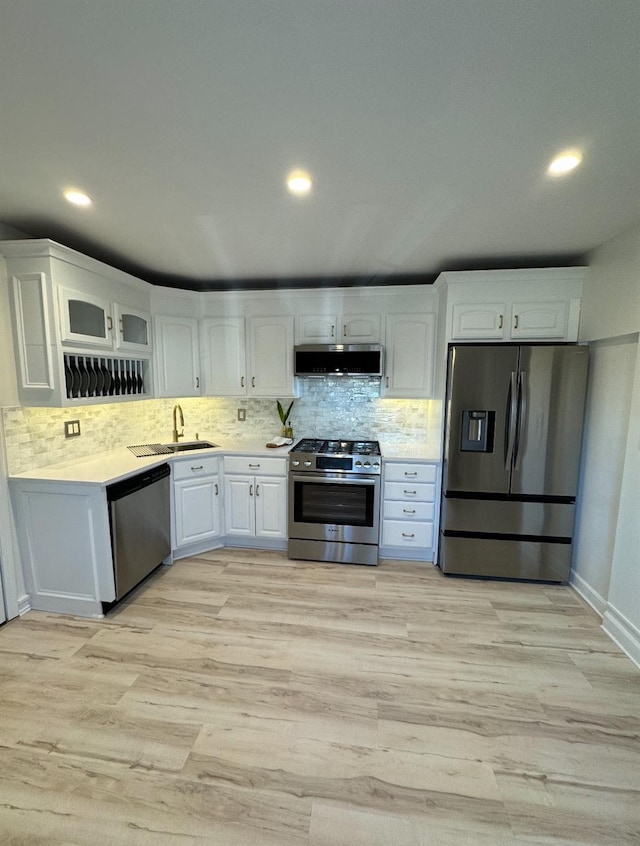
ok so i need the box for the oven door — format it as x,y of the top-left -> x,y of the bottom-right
288,472 -> 380,545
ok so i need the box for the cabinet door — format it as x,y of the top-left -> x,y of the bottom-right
202,317 -> 247,396
341,313 -> 380,342
451,303 -> 506,340
383,313 -> 435,398
154,316 -> 201,397
174,476 -> 220,546
224,475 -> 255,536
114,304 -> 152,352
296,314 -> 338,343
255,475 -> 286,539
59,287 -> 113,348
248,315 -> 295,397
510,301 -> 568,339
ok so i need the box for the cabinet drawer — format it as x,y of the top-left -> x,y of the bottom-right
384,462 -> 437,484
172,456 -> 219,480
382,520 -> 433,549
224,456 -> 287,476
383,500 -> 435,522
384,481 -> 436,502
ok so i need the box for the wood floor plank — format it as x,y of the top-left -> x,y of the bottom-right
1,549 -> 638,844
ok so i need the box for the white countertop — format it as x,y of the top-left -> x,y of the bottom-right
10,437 -> 440,486
9,437 -> 293,486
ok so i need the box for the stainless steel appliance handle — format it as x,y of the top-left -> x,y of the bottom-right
505,371 -> 518,470
290,473 -> 378,487
514,370 -> 527,470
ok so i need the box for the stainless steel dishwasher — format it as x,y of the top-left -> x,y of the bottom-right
107,463 -> 171,600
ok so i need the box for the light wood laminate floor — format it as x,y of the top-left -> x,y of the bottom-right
1,549 -> 639,845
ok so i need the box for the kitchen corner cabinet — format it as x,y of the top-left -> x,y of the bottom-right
173,455 -> 222,556
154,315 -> 201,397
296,312 -> 381,344
202,315 -> 297,398
380,461 -> 439,561
2,239 -> 153,406
223,455 -> 287,547
382,313 -> 436,398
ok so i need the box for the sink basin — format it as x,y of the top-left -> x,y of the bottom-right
163,440 -> 219,452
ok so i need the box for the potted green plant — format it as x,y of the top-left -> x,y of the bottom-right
277,399 -> 294,439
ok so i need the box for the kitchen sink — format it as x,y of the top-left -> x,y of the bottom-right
162,440 -> 219,452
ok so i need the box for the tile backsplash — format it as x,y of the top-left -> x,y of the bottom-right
2,378 -> 442,474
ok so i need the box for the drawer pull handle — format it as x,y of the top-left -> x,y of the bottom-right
404,490 -> 417,495
191,465 -> 204,471
403,508 -> 416,514
249,463 -> 261,468
402,532 -> 415,539
404,471 -> 418,477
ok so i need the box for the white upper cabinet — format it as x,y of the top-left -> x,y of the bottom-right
202,317 -> 247,396
438,269 -> 584,345
296,312 -> 380,343
2,239 -> 153,407
248,315 -> 296,397
382,313 -> 436,398
154,315 -> 201,397
59,289 -> 152,353
201,314 -> 295,398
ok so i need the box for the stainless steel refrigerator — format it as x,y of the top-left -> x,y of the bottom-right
439,343 -> 589,582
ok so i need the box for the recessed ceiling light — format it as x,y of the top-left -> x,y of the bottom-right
547,151 -> 583,176
64,189 -> 93,207
286,170 -> 313,196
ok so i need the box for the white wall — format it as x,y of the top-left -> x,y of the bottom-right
576,221 -> 640,666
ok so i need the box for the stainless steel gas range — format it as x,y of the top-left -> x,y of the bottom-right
287,438 -> 382,566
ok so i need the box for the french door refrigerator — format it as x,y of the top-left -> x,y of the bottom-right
439,343 -> 588,582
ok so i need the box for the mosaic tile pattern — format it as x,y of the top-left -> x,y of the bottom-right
2,379 -> 442,474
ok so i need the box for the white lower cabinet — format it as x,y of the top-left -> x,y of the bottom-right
173,456 -> 221,553
223,456 -> 287,546
380,461 -> 439,561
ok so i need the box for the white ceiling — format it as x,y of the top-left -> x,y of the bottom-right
1,0 -> 639,289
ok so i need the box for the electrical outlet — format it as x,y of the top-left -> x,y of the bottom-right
237,408 -> 246,422
64,420 -> 81,438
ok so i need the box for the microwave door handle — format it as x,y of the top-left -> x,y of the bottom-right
505,371 -> 518,470
514,370 -> 527,470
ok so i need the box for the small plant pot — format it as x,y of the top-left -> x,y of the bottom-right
282,425 -> 293,440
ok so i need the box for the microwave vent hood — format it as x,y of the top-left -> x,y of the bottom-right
294,343 -> 384,377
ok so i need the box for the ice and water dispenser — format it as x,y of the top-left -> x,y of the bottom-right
460,410 -> 495,452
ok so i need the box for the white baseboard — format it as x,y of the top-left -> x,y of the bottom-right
570,571 -> 607,617
602,604 -> 640,669
17,594 -> 31,616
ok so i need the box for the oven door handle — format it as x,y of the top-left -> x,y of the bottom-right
289,473 -> 379,487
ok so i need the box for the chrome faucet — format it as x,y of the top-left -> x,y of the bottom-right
172,404 -> 184,442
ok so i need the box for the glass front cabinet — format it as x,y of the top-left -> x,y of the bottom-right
59,288 -> 151,353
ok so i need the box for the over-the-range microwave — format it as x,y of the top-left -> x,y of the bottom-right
294,343 -> 384,377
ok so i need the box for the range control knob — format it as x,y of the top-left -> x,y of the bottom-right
373,461 -> 380,468
304,460 -> 312,467
355,460 -> 362,467
291,460 -> 300,467
363,461 -> 371,468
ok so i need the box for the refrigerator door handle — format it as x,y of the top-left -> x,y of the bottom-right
505,371 -> 518,470
514,370 -> 527,470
